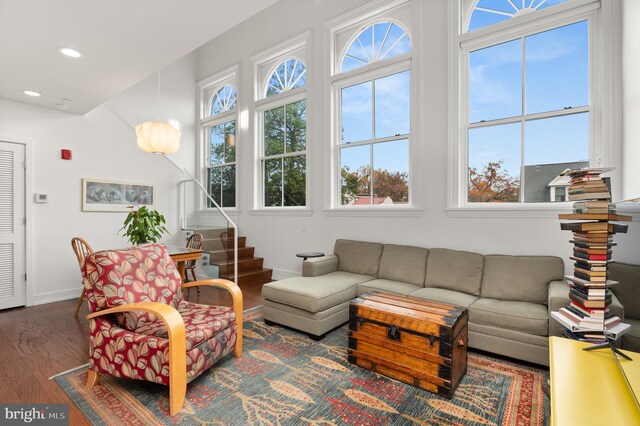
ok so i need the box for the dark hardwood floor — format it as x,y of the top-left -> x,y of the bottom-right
0,283 -> 264,425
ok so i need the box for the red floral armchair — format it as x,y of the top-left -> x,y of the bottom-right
81,244 -> 242,415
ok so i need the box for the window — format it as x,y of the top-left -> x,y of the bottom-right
331,12 -> 413,209
253,34 -> 309,209
458,0 -> 599,206
199,70 -> 238,209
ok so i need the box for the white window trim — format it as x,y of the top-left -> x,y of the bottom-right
251,32 -> 311,211
447,0 -> 622,217
197,65 -> 240,212
324,0 -> 420,213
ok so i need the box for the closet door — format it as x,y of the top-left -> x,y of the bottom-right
0,141 -> 26,309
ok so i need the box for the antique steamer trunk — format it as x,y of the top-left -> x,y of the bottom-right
348,292 -> 468,398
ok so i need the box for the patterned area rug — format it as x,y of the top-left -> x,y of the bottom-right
56,309 -> 549,425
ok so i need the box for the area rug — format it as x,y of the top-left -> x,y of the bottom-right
55,308 -> 549,425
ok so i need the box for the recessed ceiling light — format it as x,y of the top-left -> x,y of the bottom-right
23,90 -> 41,97
59,47 -> 81,58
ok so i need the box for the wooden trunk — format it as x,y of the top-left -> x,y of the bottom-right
348,292 -> 468,398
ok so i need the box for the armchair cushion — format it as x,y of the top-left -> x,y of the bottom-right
83,244 -> 184,330
89,315 -> 237,385
133,302 -> 235,351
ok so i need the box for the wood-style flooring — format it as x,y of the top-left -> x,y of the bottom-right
0,283 -> 264,425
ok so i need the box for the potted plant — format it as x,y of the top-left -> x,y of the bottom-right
120,205 -> 169,245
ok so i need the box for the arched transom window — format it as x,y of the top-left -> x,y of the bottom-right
266,59 -> 306,97
340,22 -> 411,73
210,84 -> 237,116
468,0 -> 569,32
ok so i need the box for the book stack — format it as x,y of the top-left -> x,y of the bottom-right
551,167 -> 631,343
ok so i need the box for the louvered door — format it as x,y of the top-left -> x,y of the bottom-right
0,141 -> 25,309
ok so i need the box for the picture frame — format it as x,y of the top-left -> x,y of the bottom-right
82,178 -> 154,212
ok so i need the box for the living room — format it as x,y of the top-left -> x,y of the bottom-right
1,0 -> 639,424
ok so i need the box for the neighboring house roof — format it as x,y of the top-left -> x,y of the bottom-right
548,174 -> 571,187
524,161 -> 588,203
350,196 -> 393,205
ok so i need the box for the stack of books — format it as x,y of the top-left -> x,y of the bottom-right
551,167 -> 631,343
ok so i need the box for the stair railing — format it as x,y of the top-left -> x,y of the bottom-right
169,157 -> 237,285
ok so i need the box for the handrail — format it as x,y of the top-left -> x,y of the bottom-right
163,155 -> 238,285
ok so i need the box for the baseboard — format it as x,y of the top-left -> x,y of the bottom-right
271,268 -> 300,281
33,288 -> 81,306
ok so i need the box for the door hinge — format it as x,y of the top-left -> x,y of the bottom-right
23,217 -> 26,225
24,273 -> 27,281
23,160 -> 27,169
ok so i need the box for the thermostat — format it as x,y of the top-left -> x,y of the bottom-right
34,193 -> 48,203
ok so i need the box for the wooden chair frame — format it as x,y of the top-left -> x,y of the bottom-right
71,237 -> 93,318
85,278 -> 243,416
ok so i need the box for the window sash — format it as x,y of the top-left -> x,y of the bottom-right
460,8 -> 595,206
206,163 -> 236,208
203,116 -> 238,209
261,153 -> 306,207
333,62 -> 412,208
258,94 -> 308,208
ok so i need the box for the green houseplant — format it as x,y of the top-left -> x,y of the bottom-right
120,206 -> 169,245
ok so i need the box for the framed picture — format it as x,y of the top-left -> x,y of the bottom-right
82,179 -> 154,212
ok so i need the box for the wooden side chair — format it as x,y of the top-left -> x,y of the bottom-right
184,233 -> 204,283
71,237 -> 94,318
82,244 -> 242,415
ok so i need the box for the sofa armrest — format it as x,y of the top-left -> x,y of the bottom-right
303,255 -> 338,277
548,279 -> 571,337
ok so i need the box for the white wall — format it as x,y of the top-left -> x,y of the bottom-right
0,52 -> 198,305
622,0 -> 640,200
193,0 -> 640,279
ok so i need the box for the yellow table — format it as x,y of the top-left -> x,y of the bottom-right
549,336 -> 640,426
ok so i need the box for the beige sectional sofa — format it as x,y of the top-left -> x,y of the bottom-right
262,239 -> 565,366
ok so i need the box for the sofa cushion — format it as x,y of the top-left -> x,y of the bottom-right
609,262 -> 640,319
357,279 -> 422,297
334,239 -> 384,276
469,298 -> 548,336
261,271 -> 369,313
424,248 -> 484,296
481,255 -> 563,304
409,287 -> 479,308
378,244 -> 429,286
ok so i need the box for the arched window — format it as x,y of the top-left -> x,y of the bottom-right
340,22 -> 411,73
467,0 -> 569,32
210,84 -> 237,115
457,0 -> 597,205
199,72 -> 238,209
266,59 -> 306,97
333,19 -> 412,208
253,37 -> 309,209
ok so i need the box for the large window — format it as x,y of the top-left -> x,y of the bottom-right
200,75 -> 238,209
255,50 -> 308,208
332,17 -> 412,208
458,0 -> 599,205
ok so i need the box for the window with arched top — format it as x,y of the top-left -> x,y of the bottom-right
210,84 -> 237,115
199,70 -> 239,209
331,11 -> 413,209
340,21 -> 411,73
452,0 -> 607,207
266,59 -> 306,97
253,34 -> 309,209
467,0 -> 569,32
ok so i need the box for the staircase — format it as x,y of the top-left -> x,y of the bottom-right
197,228 -> 273,286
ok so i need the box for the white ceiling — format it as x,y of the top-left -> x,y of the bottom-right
0,0 -> 279,115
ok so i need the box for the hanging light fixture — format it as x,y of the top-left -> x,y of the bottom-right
135,70 -> 181,154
